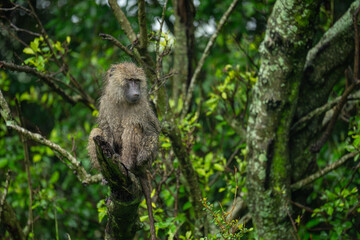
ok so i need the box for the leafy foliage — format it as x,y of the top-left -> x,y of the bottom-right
0,0 -> 360,239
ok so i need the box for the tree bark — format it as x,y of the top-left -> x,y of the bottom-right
93,136 -> 143,240
246,0 -> 321,239
290,0 -> 360,181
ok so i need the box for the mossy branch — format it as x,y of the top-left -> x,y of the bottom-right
108,0 -> 137,42
0,90 -> 101,185
92,136 -> 143,240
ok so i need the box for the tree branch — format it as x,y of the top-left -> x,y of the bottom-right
137,0 -> 147,53
0,90 -> 101,185
291,152 -> 358,190
92,135 -> 143,239
108,0 -> 137,42
310,5 -> 360,153
304,1 -> 360,85
0,61 -> 80,106
292,90 -> 360,132
99,33 -> 140,63
181,0 -> 239,118
25,0 -> 95,108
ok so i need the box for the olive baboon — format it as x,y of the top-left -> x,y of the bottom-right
88,62 -> 160,240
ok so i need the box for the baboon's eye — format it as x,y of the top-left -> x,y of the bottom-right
129,78 -> 140,83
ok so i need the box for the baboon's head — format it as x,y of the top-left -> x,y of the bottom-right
105,62 -> 147,104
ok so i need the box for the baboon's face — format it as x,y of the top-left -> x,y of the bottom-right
124,78 -> 141,104
106,63 -> 146,105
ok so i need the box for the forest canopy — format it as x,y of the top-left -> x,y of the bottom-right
0,0 -> 360,239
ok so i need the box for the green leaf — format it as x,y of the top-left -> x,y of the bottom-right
30,39 -> 39,53
98,210 -> 106,223
50,171 -> 60,184
182,201 -> 192,211
41,93 -> 48,103
0,159 -> 8,168
326,206 -> 334,216
33,154 -> 42,162
161,142 -> 171,148
140,215 -> 148,222
23,47 -> 35,55
214,163 -> 224,171
196,168 -> 206,176
54,41 -> 63,52
306,219 -> 320,228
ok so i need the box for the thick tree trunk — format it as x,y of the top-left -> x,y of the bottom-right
246,0 -> 320,239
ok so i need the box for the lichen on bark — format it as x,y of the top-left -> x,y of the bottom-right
246,0 -> 321,239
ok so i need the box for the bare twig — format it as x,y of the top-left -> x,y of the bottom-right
0,90 -> 101,185
285,202 -> 300,240
292,90 -> 360,132
0,22 -> 30,47
8,21 -> 41,37
232,34 -> 259,70
310,73 -> 360,153
149,72 -> 173,95
181,0 -> 239,119
0,2 -> 31,14
209,145 -> 242,186
98,33 -> 141,63
291,152 -> 358,190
